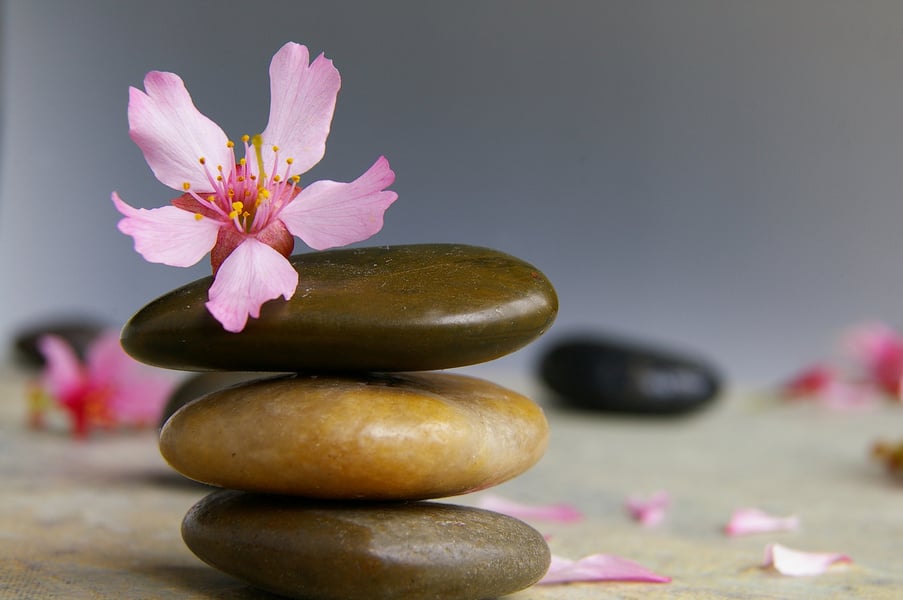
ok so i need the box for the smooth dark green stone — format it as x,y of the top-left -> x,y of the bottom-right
122,244 -> 557,372
182,490 -> 550,600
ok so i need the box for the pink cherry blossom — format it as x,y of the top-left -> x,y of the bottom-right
538,553 -> 671,584
842,322 -> 903,396
781,363 -> 839,398
113,42 -> 397,332
625,491 -> 670,527
762,543 -> 851,576
476,494 -> 583,523
35,332 -> 176,438
723,508 -> 800,537
780,362 -> 880,410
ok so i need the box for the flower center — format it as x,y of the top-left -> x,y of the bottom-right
183,135 -> 300,233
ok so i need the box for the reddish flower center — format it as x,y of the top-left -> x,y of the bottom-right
182,134 -> 300,234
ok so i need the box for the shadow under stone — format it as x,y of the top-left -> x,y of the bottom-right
134,563 -> 285,600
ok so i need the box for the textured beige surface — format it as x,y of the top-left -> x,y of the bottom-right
3,364 -> 903,599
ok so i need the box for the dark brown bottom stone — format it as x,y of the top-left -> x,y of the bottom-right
182,490 -> 551,600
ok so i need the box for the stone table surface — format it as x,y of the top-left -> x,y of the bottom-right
2,364 -> 903,599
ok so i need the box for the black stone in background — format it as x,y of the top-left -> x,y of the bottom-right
11,316 -> 108,368
538,334 -> 723,416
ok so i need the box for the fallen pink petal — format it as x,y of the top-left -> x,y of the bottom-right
818,380 -> 881,411
476,494 -> 582,523
625,491 -> 670,526
724,508 -> 800,536
762,543 -> 851,576
538,553 -> 671,584
779,363 -> 879,411
35,332 -> 176,437
842,322 -> 903,396
781,363 -> 839,398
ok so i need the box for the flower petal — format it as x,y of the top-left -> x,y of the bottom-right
113,192 -> 220,267
84,331 -> 133,385
476,495 -> 582,523
259,42 -> 341,176
539,554 -> 671,584
781,363 -> 838,398
36,335 -> 84,401
817,380 -> 879,411
724,508 -> 800,537
842,322 -> 903,396
280,156 -> 397,250
625,491 -> 670,527
84,331 -> 176,426
128,70 -> 232,191
780,362 -> 880,410
106,371 -> 175,426
762,543 -> 851,576
205,238 -> 299,332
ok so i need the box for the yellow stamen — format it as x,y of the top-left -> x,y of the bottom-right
241,134 -> 250,143
273,175 -> 282,182
226,140 -> 235,149
251,134 -> 266,180
194,213 -> 203,221
286,157 -> 294,165
272,145 -> 280,152
291,175 -> 301,183
182,182 -> 191,191
228,210 -> 239,219
207,195 -> 216,203
199,157 -> 206,165
232,201 -> 244,211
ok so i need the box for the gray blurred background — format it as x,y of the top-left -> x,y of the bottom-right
3,0 -> 903,383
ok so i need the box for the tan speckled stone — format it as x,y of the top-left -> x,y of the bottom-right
159,372 -> 548,499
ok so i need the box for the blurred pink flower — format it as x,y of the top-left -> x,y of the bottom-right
781,363 -> 839,399
842,322 -> 903,397
35,332 -> 175,438
783,368 -> 879,411
114,42 -> 397,332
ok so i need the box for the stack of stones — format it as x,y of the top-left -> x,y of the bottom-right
122,244 -> 559,600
